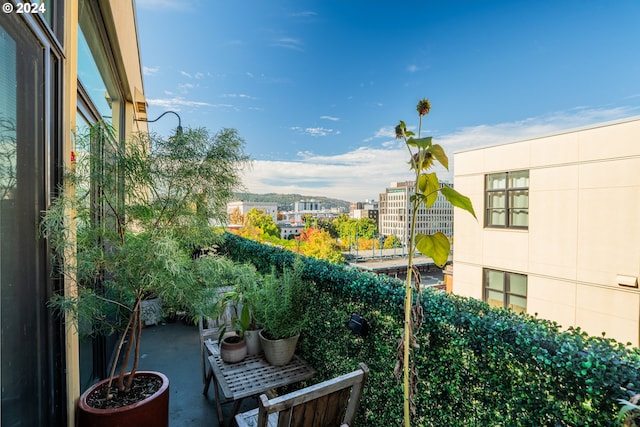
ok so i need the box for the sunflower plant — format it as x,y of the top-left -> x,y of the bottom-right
394,99 -> 476,426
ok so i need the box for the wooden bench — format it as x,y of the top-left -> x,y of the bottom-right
234,362 -> 369,427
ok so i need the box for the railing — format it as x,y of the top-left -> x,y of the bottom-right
221,233 -> 640,426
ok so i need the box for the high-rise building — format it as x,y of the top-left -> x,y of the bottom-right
378,181 -> 453,247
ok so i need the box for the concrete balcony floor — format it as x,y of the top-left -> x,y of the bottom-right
136,320 -> 256,426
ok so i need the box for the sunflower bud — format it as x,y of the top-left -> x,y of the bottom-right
395,124 -> 404,139
416,99 -> 431,117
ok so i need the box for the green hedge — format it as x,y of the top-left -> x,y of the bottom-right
221,233 -> 640,426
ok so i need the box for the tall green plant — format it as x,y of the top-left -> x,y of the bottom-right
394,99 -> 476,426
41,123 -> 250,401
254,258 -> 312,340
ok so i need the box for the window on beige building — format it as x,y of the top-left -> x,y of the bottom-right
483,269 -> 527,313
485,170 -> 529,228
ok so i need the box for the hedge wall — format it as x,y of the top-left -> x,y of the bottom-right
221,233 -> 640,426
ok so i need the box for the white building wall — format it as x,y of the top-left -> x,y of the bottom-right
227,201 -> 278,223
453,116 -> 640,346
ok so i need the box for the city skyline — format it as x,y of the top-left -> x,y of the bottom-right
136,0 -> 640,201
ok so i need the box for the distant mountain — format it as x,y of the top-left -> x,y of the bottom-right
233,192 -> 351,212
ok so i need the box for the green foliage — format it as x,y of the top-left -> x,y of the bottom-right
383,234 -> 401,249
296,227 -> 345,264
254,258 -> 313,340
222,232 -> 640,426
304,216 -> 338,238
244,207 -> 280,238
335,215 -> 378,247
41,123 -> 249,393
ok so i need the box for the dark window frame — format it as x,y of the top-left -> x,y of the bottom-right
1,6 -> 65,426
485,170 -> 529,229
483,268 -> 528,313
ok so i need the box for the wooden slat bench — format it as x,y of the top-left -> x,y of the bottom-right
234,362 -> 369,427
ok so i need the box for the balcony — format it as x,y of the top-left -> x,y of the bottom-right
131,232 -> 640,426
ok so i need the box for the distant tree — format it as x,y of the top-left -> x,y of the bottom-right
244,208 -> 280,238
305,216 -> 338,238
358,238 -> 380,251
297,227 -> 344,264
356,217 -> 377,239
229,207 -> 244,225
384,235 -> 401,249
336,216 -> 378,247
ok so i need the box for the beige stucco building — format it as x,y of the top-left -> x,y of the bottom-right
453,116 -> 640,346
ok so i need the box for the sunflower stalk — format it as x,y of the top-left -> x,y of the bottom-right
394,99 -> 476,427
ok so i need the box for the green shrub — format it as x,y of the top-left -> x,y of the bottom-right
221,232 -> 640,426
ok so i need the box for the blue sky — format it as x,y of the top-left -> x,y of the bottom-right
135,0 -> 640,201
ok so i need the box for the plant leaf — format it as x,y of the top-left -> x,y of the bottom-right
407,136 -> 432,149
418,172 -> 439,208
441,186 -> 476,219
415,232 -> 450,267
429,144 -> 448,170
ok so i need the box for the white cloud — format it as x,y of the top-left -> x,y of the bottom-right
147,97 -> 213,110
271,38 -> 304,51
407,64 -> 418,73
223,93 -> 255,100
180,71 -> 192,78
320,116 -> 339,121
439,106 -> 640,154
178,83 -> 195,92
290,126 -> 339,137
242,106 -> 640,201
143,66 -> 160,76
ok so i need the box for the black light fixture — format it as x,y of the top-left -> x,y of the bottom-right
136,110 -> 183,136
346,313 -> 369,337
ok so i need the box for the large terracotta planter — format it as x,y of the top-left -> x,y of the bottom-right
77,371 -> 169,427
259,330 -> 299,366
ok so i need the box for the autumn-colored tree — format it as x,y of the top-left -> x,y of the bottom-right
244,208 -> 280,238
297,227 -> 345,264
384,235 -> 401,249
357,238 -> 380,251
229,207 -> 244,225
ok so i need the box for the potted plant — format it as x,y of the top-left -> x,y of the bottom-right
215,262 -> 264,356
41,123 -> 249,426
217,303 -> 250,363
254,258 -> 312,365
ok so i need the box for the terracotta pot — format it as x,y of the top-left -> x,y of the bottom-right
259,330 -> 299,366
77,371 -> 169,427
220,336 -> 247,363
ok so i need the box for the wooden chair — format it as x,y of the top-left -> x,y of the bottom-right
234,362 -> 369,427
199,286 -> 235,384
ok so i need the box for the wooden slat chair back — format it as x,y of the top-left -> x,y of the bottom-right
235,362 -> 369,427
198,285 -> 235,384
